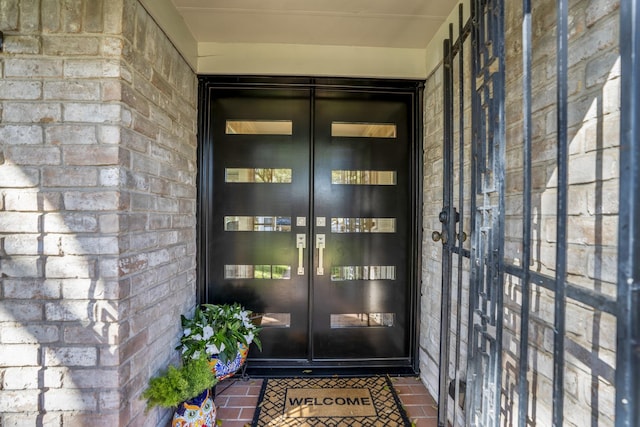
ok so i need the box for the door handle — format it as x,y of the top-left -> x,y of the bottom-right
315,234 -> 325,275
296,234 -> 306,275
432,231 -> 448,244
432,231 -> 465,244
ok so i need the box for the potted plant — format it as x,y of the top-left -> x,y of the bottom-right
142,356 -> 218,426
178,303 -> 262,380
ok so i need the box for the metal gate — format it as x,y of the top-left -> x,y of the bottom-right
436,1 -> 505,425
436,0 -> 636,425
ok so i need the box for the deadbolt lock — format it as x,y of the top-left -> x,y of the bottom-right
438,207 -> 461,224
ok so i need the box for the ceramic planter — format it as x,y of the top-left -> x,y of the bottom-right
172,389 -> 216,427
208,342 -> 249,380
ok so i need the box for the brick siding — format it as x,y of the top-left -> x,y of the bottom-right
421,0 -> 619,425
0,0 -> 197,425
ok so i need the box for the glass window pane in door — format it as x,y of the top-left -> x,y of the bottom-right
224,264 -> 292,279
331,170 -> 397,185
331,122 -> 397,138
226,120 -> 293,135
224,216 -> 292,231
331,218 -> 396,233
330,266 -> 396,281
225,168 -> 292,183
330,313 -> 395,328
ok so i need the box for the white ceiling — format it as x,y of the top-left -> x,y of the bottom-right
170,0 -> 460,49
142,0 -> 462,77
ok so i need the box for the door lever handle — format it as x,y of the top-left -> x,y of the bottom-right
316,234 -> 326,275
296,234 -> 306,275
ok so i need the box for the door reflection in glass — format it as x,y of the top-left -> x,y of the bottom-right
224,216 -> 292,232
331,218 -> 396,233
224,264 -> 292,279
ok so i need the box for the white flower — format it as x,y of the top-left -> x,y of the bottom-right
241,312 -> 252,328
244,318 -> 255,329
202,325 -> 214,340
181,345 -> 188,354
192,350 -> 201,360
183,328 -> 192,337
244,332 -> 254,344
206,342 -> 225,355
192,334 -> 202,341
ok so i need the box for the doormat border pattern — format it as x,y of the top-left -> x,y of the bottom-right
251,376 -> 412,427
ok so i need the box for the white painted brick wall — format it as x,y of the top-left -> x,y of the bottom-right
0,390 -> 40,413
0,344 -> 40,366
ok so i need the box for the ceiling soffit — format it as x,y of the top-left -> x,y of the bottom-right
142,0 -> 462,78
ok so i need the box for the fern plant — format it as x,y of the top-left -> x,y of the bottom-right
142,356 -> 217,409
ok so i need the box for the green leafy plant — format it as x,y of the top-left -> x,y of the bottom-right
178,303 -> 262,364
142,356 -> 217,409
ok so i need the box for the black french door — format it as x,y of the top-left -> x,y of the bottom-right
198,78 -> 422,370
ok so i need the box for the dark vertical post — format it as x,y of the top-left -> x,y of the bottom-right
438,36 -> 454,427
518,0 -> 533,425
466,0 -> 480,423
197,79 -> 212,304
490,1 -> 506,426
453,5 -> 466,425
412,82 -> 426,373
552,0 -> 569,425
616,0 -> 640,425
307,86 -> 316,360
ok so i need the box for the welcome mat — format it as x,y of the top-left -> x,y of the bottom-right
252,376 -> 412,426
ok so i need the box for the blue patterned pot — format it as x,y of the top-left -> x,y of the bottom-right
172,389 -> 216,427
208,343 -> 248,380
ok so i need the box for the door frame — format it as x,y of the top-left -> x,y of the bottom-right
196,76 -> 424,373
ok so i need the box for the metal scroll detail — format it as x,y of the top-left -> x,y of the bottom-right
465,0 -> 506,426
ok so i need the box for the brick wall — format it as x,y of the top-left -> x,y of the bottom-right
0,1 -> 197,425
420,64 -> 444,401
118,1 -> 198,425
502,0 -> 618,425
421,0 -> 619,425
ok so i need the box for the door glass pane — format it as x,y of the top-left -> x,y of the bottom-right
225,168 -> 292,183
224,216 -> 291,232
226,120 -> 293,135
224,265 -> 292,279
331,218 -> 396,233
330,313 -> 395,328
255,313 -> 291,328
331,122 -> 396,138
331,170 -> 397,185
331,266 -> 396,281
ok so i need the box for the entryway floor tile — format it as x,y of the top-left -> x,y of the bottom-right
213,376 -> 438,426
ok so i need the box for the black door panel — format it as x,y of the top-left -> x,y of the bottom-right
313,91 -> 410,360
200,80 -> 419,369
209,88 -> 311,360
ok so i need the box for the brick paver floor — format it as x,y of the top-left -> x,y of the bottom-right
213,375 -> 438,427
